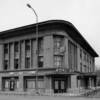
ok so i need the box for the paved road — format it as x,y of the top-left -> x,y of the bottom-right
0,95 -> 99,100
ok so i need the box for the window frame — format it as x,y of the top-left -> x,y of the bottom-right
54,55 -> 64,68
38,56 -> 44,68
14,59 -> 19,70
54,35 -> 64,53
25,57 -> 30,69
4,60 -> 9,70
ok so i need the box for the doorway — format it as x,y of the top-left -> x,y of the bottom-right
2,77 -> 18,91
53,78 -> 67,93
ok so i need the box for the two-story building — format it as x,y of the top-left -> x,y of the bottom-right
0,20 -> 98,94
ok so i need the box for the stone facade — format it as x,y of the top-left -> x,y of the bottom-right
0,20 -> 98,94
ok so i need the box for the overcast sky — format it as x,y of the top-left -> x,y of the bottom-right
0,0 -> 100,67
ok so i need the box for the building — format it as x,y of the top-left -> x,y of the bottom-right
0,20 -> 98,94
96,69 -> 100,86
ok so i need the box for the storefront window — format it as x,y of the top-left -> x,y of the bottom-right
4,80 -> 9,89
55,81 -> 59,89
26,80 -> 35,89
61,81 -> 64,89
3,78 -> 18,91
38,80 -> 44,89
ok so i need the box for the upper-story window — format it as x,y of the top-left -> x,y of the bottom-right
14,59 -> 19,70
25,57 -> 30,69
87,55 -> 89,63
4,60 -> 9,70
80,63 -> 82,72
25,40 -> 30,51
68,40 -> 77,71
54,55 -> 63,67
38,56 -> 43,68
14,42 -> 19,53
80,49 -> 82,59
90,57 -> 91,65
4,44 -> 9,70
4,44 -> 8,54
38,38 -> 43,54
83,65 -> 87,72
54,36 -> 64,53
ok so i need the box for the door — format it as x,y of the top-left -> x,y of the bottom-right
53,79 -> 66,93
2,77 -> 18,91
10,80 -> 15,91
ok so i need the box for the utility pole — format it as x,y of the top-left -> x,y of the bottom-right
27,4 -> 39,94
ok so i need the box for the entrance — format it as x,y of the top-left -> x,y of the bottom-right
9,78 -> 15,91
2,77 -> 18,91
53,78 -> 66,93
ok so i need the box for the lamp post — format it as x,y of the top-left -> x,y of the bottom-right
27,4 -> 39,94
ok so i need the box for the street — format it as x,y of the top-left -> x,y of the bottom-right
0,95 -> 99,100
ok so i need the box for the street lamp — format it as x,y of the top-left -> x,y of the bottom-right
27,3 -> 39,94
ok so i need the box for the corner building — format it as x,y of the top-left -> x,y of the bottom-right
0,20 -> 98,94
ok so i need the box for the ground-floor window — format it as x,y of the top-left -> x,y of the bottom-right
38,80 -> 44,89
24,76 -> 44,91
26,79 -> 35,89
4,80 -> 9,89
2,77 -> 19,91
55,81 -> 59,89
61,81 -> 65,89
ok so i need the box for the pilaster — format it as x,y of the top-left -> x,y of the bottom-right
64,38 -> 69,69
44,35 -> 53,68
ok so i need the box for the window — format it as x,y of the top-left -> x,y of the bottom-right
55,81 -> 59,89
38,80 -> 44,89
4,60 -> 9,70
25,40 -> 30,51
54,36 -> 64,52
68,41 -> 77,71
38,56 -> 43,67
4,44 -> 8,54
88,66 -> 89,72
61,81 -> 65,89
14,42 -> 19,52
80,63 -> 82,72
84,52 -> 86,61
26,80 -> 35,89
25,57 -> 30,69
38,38 -> 43,54
80,49 -> 82,59
14,59 -> 19,69
4,80 -> 9,89
87,55 -> 89,63
3,78 -> 18,91
84,65 -> 87,72
54,56 -> 63,67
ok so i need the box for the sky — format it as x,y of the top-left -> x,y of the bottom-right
0,0 -> 100,67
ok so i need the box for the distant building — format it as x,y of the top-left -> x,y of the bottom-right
0,20 -> 98,94
96,69 -> 100,86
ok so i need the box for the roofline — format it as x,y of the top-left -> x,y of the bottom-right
0,19 -> 99,57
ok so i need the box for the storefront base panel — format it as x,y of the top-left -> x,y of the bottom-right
45,89 -> 54,94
